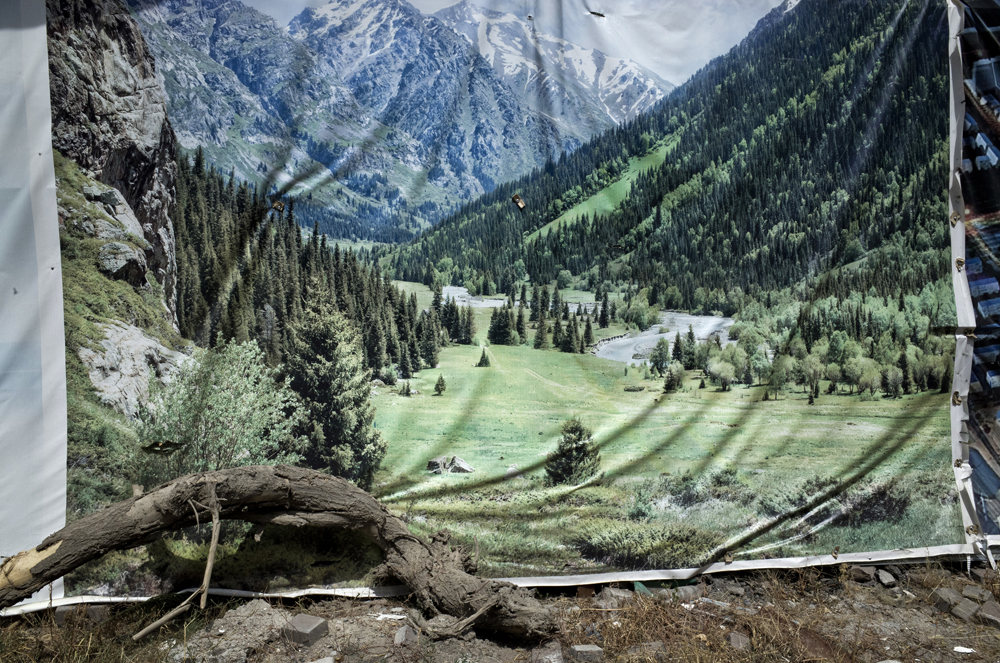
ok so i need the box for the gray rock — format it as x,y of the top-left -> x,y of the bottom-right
394,625 -> 418,647
728,632 -> 751,650
875,660 -> 903,663
568,644 -> 604,661
931,587 -> 963,612
281,613 -> 329,646
505,466 -> 523,479
951,598 -> 980,622
307,658 -> 336,663
169,599 -> 289,663
654,584 -> 704,602
427,456 -> 449,473
963,585 -> 994,602
77,322 -> 187,418
98,241 -> 147,287
530,641 -> 564,663
449,456 -> 475,473
849,565 -> 876,582
594,587 -> 634,609
877,569 -> 896,588
978,600 -> 1000,627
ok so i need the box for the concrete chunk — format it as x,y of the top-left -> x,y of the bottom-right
979,601 -> 1000,628
876,569 -> 896,587
932,587 -> 963,612
849,566 -> 876,582
963,585 -> 994,602
394,625 -> 418,647
728,632 -> 751,650
972,568 -> 996,583
568,644 -> 604,661
951,597 -> 980,622
281,613 -> 329,646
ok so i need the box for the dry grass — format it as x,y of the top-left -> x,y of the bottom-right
0,595 -> 233,663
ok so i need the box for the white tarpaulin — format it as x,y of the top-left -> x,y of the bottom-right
0,0 -> 67,604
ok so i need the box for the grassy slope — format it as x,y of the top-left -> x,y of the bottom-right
526,138 -> 677,242
369,292 -> 958,575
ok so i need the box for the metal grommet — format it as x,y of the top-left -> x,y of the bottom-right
724,552 -> 734,564
957,257 -> 966,271
831,546 -> 840,560
951,211 -> 962,227
967,524 -> 981,537
953,391 -> 963,406
955,458 -> 964,468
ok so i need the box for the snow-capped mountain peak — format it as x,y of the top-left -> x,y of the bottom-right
434,0 -> 673,126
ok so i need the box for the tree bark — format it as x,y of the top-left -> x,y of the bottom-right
0,465 -> 555,637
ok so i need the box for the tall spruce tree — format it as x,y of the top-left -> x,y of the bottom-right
286,292 -> 385,490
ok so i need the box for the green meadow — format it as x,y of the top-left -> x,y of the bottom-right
370,307 -> 961,577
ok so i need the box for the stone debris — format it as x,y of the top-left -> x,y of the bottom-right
281,613 -> 329,646
654,584 -> 704,603
530,640 -> 564,663
876,569 -> 896,588
849,565 -> 876,582
393,624 -> 418,647
979,601 -> 1000,627
306,657 -> 338,663
568,643 -> 604,661
728,631 -> 751,650
963,585 -> 994,602
169,599 -> 289,663
932,587 -> 964,613
951,598 -> 980,622
972,568 -> 996,583
594,587 -> 634,610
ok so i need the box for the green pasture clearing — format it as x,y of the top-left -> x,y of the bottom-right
371,340 -> 958,576
526,138 -> 676,242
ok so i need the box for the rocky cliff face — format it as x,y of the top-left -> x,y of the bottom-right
47,0 -> 178,326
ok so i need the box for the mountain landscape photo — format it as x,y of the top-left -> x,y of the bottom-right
27,0 -> 973,634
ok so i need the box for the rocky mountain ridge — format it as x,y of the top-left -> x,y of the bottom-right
435,0 -> 672,135
126,0 -> 673,240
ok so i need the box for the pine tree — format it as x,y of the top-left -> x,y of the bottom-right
477,348 -> 491,367
672,331 -> 683,362
286,293 -> 385,490
530,285 -> 541,322
584,317 -> 594,346
533,312 -> 549,349
599,292 -> 610,328
420,311 -> 440,368
516,306 -> 526,342
434,374 -> 447,396
899,350 -> 912,395
551,318 -> 563,348
545,418 -> 600,486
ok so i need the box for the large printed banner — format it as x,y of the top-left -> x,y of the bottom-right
27,0 -> 990,598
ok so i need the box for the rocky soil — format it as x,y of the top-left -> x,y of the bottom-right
8,562 -> 1000,662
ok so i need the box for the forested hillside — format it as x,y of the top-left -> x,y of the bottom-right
389,0 -> 949,311
174,147 -> 466,379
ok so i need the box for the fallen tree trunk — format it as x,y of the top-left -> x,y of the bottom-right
0,465 -> 555,637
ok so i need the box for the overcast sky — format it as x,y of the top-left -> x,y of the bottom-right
240,0 -> 785,84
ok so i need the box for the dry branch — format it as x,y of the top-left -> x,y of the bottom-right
0,465 -> 555,637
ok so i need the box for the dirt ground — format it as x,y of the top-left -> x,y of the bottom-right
4,562 -> 1000,663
